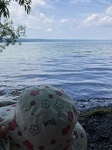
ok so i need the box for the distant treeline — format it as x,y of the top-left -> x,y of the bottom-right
17,39 -> 112,42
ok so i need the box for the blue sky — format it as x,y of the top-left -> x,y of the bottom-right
9,0 -> 112,39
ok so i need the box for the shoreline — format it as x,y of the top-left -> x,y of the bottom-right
0,100 -> 112,149
75,98 -> 112,112
78,106 -> 112,149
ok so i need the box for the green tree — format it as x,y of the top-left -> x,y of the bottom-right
0,0 -> 31,50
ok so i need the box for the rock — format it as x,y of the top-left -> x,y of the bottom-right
98,135 -> 110,141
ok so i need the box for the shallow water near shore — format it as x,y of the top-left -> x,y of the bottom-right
0,40 -> 112,110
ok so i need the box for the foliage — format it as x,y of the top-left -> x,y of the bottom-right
0,0 -> 31,50
0,0 -> 31,18
0,19 -> 26,50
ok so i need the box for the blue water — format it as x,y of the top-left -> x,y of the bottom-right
0,40 -> 112,109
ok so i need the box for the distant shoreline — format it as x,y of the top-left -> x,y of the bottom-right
17,38 -> 112,42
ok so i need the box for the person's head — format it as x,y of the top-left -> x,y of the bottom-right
3,84 -> 87,150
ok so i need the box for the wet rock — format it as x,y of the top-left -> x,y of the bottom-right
97,135 -> 109,141
11,90 -> 21,96
78,107 -> 112,149
0,91 -> 5,96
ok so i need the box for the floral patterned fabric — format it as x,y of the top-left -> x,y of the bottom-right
0,84 -> 87,150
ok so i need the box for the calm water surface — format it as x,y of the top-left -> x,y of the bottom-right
0,40 -> 112,109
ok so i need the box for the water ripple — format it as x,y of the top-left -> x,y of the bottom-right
0,41 -> 112,110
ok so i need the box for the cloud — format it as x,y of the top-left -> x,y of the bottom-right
9,2 -> 28,24
83,14 -> 99,25
39,13 -> 54,24
70,0 -> 112,4
82,5 -> 112,28
50,0 -> 62,3
23,12 -> 54,30
98,6 -> 112,27
99,16 -> 112,25
47,28 -> 53,32
70,0 -> 91,3
106,6 -> 112,16
32,0 -> 47,7
98,0 -> 112,5
60,19 -> 69,24
8,1 -> 112,39
9,1 -> 54,30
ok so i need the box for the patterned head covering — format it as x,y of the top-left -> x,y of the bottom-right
2,84 -> 87,150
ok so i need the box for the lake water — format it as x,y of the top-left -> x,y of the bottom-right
0,40 -> 112,110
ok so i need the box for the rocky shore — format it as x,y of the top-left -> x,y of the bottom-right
78,107 -> 112,150
0,97 -> 112,150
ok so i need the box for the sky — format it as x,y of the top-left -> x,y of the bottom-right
8,0 -> 112,39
